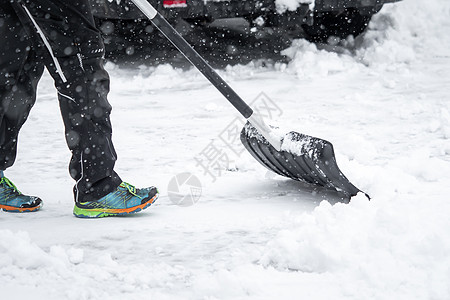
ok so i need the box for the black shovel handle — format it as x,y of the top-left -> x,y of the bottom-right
148,13 -> 254,119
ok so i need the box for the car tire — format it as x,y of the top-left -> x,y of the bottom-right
302,8 -> 373,43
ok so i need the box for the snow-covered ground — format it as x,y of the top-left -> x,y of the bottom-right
2,0 -> 450,299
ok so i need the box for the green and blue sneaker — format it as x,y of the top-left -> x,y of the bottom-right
0,171 -> 43,213
73,182 -> 158,218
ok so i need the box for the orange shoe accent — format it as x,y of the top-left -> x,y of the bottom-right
0,203 -> 42,212
85,193 -> 157,214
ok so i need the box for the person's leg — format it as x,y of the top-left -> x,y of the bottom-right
57,55 -> 122,203
11,0 -> 158,216
11,0 -> 123,202
0,3 -> 44,171
0,3 -> 43,212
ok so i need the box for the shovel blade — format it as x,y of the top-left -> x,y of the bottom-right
240,122 -> 364,198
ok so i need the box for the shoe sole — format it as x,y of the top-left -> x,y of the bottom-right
73,192 -> 158,218
0,203 -> 43,213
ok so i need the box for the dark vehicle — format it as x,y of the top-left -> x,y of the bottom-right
91,0 -> 401,53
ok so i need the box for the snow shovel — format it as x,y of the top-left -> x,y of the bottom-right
129,0 -> 367,199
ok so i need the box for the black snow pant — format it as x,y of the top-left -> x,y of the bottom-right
0,0 -> 122,202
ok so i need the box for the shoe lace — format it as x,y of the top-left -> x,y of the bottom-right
0,176 -> 22,195
120,182 -> 142,199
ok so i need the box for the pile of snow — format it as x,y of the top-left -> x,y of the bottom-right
260,193 -> 450,299
0,230 -> 189,299
257,0 -> 450,298
275,0 -> 314,14
283,0 -> 450,77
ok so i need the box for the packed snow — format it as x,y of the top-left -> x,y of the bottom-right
1,0 -> 450,299
275,0 -> 314,14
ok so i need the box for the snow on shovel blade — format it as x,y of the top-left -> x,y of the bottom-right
240,122 -> 365,199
